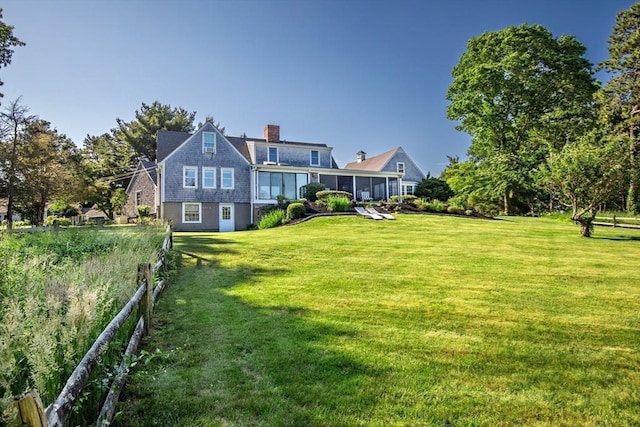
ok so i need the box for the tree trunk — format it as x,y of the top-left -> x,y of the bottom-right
627,106 -> 639,214
503,191 -> 509,215
573,215 -> 594,238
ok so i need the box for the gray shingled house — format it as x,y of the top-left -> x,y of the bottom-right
123,160 -> 158,219
135,122 -> 424,231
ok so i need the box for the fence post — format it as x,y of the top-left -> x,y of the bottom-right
7,390 -> 48,427
138,263 -> 152,335
613,214 -> 617,227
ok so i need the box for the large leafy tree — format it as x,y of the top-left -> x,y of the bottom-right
116,101 -> 196,162
14,120 -> 79,225
79,133 -> 134,219
538,131 -> 625,237
0,8 -> 25,100
447,24 -> 599,214
599,3 -> 640,213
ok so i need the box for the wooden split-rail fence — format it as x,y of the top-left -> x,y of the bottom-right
7,225 -> 173,427
592,215 -> 640,229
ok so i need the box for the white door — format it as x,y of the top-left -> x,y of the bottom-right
219,203 -> 235,232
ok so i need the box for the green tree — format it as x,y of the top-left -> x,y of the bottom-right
14,120 -> 79,225
116,101 -> 196,161
538,131 -> 625,237
80,133 -> 134,219
0,99 -> 35,229
0,8 -> 25,100
415,175 -> 454,201
599,3 -> 640,213
447,24 -> 599,214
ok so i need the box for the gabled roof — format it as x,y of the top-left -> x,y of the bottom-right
125,160 -> 158,193
343,147 -> 399,171
141,160 -> 157,185
225,136 -> 254,163
156,130 -> 191,162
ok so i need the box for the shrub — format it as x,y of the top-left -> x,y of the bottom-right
390,194 -> 418,204
326,197 -> 351,212
44,216 -> 72,226
447,205 -> 465,215
48,201 -> 80,218
137,205 -> 151,218
300,183 -> 326,202
316,190 -> 352,201
258,209 -> 285,229
286,203 -> 306,220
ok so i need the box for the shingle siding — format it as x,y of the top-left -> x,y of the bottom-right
162,124 -> 251,203
255,144 -> 332,168
124,172 -> 156,217
381,150 -> 424,183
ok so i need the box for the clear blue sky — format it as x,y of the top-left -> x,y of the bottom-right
2,0 -> 637,175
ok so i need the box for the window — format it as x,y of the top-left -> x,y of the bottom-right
183,166 -> 197,188
221,168 -> 234,189
221,205 -> 231,220
135,191 -> 142,206
397,162 -> 405,174
203,132 -> 216,153
402,184 -> 415,195
310,150 -> 319,166
182,202 -> 201,223
203,167 -> 216,188
268,146 -> 278,163
257,171 -> 308,200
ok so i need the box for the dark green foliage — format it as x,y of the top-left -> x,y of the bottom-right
415,177 -> 454,201
48,201 -> 80,218
286,203 -> 306,220
0,8 -> 25,98
300,183 -> 326,202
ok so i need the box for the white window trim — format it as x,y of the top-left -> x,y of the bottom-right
397,162 -> 405,174
268,146 -> 279,163
203,132 -> 216,154
221,167 -> 234,189
182,202 -> 202,223
183,166 -> 198,188
310,150 -> 320,166
202,167 -> 216,189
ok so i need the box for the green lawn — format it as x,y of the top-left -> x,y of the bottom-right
117,215 -> 640,426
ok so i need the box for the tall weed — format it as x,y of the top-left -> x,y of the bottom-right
0,227 -> 164,424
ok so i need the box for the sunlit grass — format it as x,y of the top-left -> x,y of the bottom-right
119,215 -> 640,426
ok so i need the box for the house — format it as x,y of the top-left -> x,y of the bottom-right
130,122 -> 424,231
0,198 -> 22,222
343,147 -> 426,197
123,160 -> 157,218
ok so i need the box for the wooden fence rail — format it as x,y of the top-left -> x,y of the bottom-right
7,225 -> 173,427
593,215 -> 640,229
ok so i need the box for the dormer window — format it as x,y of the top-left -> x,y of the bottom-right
397,162 -> 405,174
268,146 -> 278,163
203,132 -> 216,154
310,150 -> 320,166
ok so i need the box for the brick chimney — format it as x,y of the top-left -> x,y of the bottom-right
356,150 -> 366,163
264,124 -> 280,142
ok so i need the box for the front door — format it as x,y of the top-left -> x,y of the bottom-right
219,203 -> 234,232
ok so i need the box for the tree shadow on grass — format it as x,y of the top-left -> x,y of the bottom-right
117,235 -> 387,427
592,235 -> 640,241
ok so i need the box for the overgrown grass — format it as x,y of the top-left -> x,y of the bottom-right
118,215 -> 640,426
258,209 -> 285,229
0,227 -> 165,425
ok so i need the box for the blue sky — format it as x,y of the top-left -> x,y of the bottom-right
1,0 -> 637,175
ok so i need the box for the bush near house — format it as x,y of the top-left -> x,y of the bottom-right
299,183 -> 326,202
316,190 -> 352,201
326,197 -> 351,212
286,203 -> 306,221
258,209 -> 285,229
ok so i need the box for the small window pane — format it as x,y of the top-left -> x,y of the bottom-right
222,206 -> 231,220
184,168 -> 196,187
268,147 -> 278,163
222,169 -> 234,189
183,203 -> 200,222
203,168 -> 215,188
203,133 -> 215,153
311,150 -> 319,166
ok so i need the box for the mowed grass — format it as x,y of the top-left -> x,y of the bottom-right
117,215 -> 640,426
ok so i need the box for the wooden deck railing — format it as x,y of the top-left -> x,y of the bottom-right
7,225 -> 173,427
